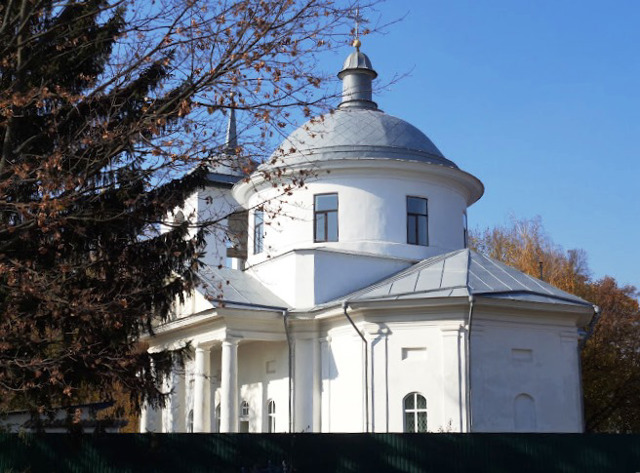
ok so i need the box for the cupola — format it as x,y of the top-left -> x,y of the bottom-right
337,39 -> 378,109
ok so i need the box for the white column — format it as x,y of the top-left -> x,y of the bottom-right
441,325 -> 465,433
294,337 -> 314,432
320,337 -> 331,432
193,346 -> 210,432
220,337 -> 239,433
173,369 -> 185,432
162,371 -> 175,433
369,324 -> 390,433
561,331 -> 583,432
139,403 -> 148,433
141,358 -> 158,433
312,337 -> 321,432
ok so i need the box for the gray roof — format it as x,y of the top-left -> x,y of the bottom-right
262,46 -> 457,170
268,108 -> 457,168
198,266 -> 287,310
343,249 -> 592,307
340,50 -> 377,76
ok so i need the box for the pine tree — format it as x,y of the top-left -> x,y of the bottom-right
0,0 -> 362,422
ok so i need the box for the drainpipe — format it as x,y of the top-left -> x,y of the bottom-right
466,295 -> 475,433
282,309 -> 293,433
342,301 -> 369,432
580,305 -> 601,348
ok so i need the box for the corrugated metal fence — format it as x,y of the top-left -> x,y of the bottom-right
1,434 -> 639,473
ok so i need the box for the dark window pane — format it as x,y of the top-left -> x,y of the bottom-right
327,211 -> 338,241
418,215 -> 428,246
408,217 -> 417,245
407,197 -> 428,246
417,412 -> 428,432
407,197 -> 427,215
416,394 -> 426,409
404,394 -> 415,410
315,194 -> 338,211
315,213 -> 326,241
254,211 -> 264,254
405,413 -> 415,433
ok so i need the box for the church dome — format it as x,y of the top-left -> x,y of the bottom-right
267,46 -> 457,169
272,108 -> 456,167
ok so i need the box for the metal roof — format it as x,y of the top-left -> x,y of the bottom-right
263,47 -> 457,169
268,108 -> 456,168
198,266 -> 287,309
339,50 -> 376,76
343,249 -> 591,307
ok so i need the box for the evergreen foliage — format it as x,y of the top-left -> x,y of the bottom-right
0,0 -> 362,423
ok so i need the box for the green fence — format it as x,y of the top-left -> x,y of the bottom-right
1,434 -> 639,473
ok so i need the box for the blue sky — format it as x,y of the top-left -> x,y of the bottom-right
313,0 -> 639,289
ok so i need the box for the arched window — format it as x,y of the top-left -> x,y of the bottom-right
215,404 -> 221,433
403,392 -> 427,433
267,400 -> 276,433
514,393 -> 537,431
239,400 -> 250,433
187,409 -> 194,433
173,210 -> 185,225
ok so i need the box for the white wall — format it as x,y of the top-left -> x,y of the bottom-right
236,341 -> 289,433
239,165 -> 470,309
247,249 -> 410,308
198,186 -> 240,268
244,171 -> 469,268
319,316 -> 468,433
320,330 -> 365,432
375,320 -> 466,433
470,315 -> 583,432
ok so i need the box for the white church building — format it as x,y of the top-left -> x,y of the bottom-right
140,44 -> 595,434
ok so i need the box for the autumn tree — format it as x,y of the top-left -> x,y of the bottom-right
580,277 -> 640,432
0,0 -> 365,422
471,217 -> 640,432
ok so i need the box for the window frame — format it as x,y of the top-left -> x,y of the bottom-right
253,209 -> 264,254
239,400 -> 250,433
314,193 -> 339,243
406,196 -> 428,246
267,399 -> 276,433
240,400 -> 250,418
187,409 -> 194,433
403,392 -> 428,433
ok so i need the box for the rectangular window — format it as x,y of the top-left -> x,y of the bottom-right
407,196 -> 428,246
253,209 -> 264,254
314,193 -> 338,242
463,212 -> 468,248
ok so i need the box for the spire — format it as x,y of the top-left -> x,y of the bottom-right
224,107 -> 237,154
337,39 -> 378,110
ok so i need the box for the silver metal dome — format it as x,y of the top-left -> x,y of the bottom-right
266,46 -> 457,169
270,108 -> 456,168
339,51 -> 377,78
